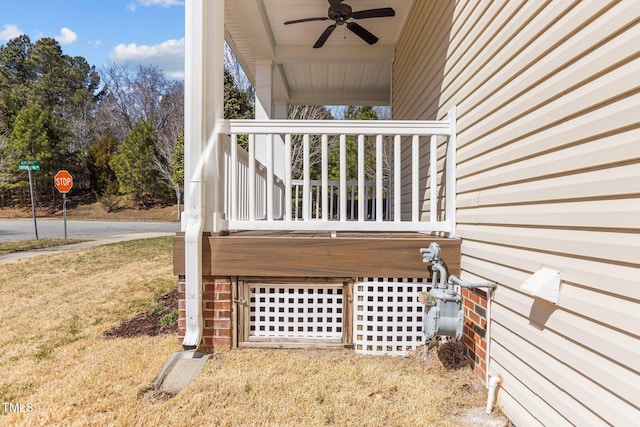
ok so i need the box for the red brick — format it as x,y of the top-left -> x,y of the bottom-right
215,301 -> 231,311
478,358 -> 487,373
467,311 -> 480,325
462,335 -> 474,348
215,310 -> 231,319
216,292 -> 231,301
214,282 -> 231,292
215,328 -> 231,337
470,292 -> 481,304
214,319 -> 231,329
474,334 -> 482,346
475,344 -> 486,361
473,364 -> 485,379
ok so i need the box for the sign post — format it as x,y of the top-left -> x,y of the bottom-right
19,160 -> 40,240
54,170 -> 73,239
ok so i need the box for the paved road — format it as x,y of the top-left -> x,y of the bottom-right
0,219 -> 179,242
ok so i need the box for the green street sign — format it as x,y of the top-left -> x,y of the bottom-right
19,160 -> 40,171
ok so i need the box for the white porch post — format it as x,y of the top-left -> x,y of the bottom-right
254,60 -> 285,220
182,0 -> 225,350
273,100 -> 288,178
254,60 -> 273,172
255,60 -> 273,121
255,62 -> 287,176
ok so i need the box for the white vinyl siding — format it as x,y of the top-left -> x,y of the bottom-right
393,0 -> 640,425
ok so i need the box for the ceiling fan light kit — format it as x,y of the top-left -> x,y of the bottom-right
284,0 -> 396,48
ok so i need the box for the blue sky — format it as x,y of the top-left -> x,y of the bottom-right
0,0 -> 185,79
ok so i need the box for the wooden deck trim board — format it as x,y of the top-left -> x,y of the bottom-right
173,232 -> 460,278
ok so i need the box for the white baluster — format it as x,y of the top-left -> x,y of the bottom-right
358,134 -> 365,222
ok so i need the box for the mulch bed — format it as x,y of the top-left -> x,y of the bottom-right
103,288 -> 178,338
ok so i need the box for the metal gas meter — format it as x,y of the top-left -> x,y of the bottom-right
418,243 -> 496,358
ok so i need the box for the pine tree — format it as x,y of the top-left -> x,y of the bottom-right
110,120 -> 167,206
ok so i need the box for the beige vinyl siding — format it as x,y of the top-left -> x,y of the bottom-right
393,0 -> 640,425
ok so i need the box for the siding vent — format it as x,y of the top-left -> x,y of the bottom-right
520,267 -> 561,304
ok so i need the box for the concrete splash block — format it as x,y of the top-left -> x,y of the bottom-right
151,352 -> 210,394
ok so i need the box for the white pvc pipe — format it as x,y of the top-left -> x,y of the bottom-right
486,287 -> 493,386
486,375 -> 501,414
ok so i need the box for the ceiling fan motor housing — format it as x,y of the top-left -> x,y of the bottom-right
328,4 -> 352,25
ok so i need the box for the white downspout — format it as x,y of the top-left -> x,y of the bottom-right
182,175 -> 205,350
486,286 -> 492,385
445,106 -> 457,237
485,287 -> 499,414
486,375 -> 501,414
182,0 -> 225,350
183,132 -> 219,350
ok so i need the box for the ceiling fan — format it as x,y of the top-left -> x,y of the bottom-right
284,0 -> 395,48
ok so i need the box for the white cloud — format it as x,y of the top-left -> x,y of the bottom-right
138,0 -> 183,7
128,0 -> 183,11
55,27 -> 77,45
110,38 -> 185,79
0,24 -> 23,41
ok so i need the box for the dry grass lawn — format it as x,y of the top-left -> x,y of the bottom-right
0,237 -> 495,426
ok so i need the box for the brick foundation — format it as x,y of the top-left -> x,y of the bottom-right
461,287 -> 489,380
178,276 -> 233,352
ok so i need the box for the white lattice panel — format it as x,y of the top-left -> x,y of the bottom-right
250,285 -> 343,339
354,280 -> 430,356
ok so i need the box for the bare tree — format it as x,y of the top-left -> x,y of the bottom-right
99,65 -> 184,207
288,104 -> 334,179
224,42 -> 252,95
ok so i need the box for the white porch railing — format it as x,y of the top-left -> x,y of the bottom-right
291,179 -> 391,221
218,107 -> 457,234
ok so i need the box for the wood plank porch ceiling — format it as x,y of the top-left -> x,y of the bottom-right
224,0 -> 414,106
174,231 -> 460,279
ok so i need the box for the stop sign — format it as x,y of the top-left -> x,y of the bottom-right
54,170 -> 73,193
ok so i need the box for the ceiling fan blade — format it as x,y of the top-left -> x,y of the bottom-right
346,21 -> 379,45
327,0 -> 342,14
313,24 -> 337,48
352,7 -> 395,19
284,17 -> 329,25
